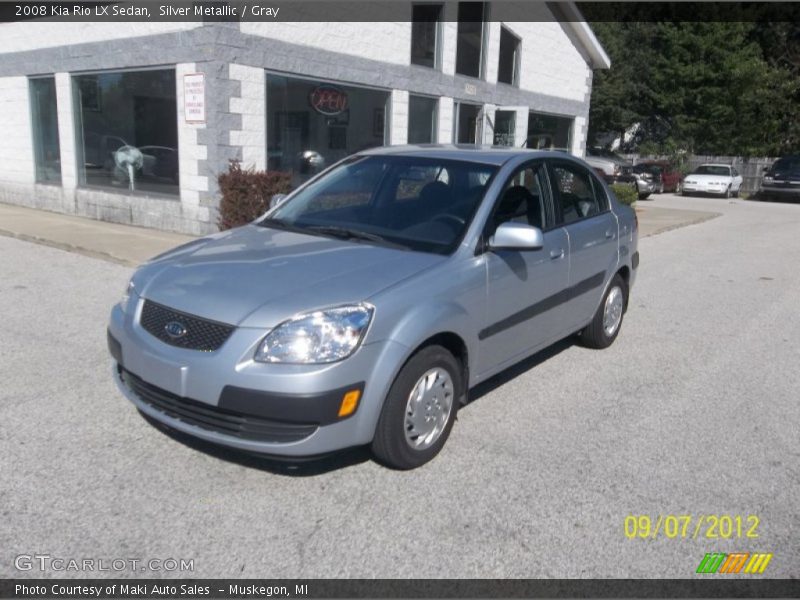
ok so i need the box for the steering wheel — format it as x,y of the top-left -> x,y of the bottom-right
432,214 -> 466,230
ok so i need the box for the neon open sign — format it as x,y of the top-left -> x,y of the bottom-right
309,85 -> 349,116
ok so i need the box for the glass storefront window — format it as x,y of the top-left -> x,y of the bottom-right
454,102 -> 482,144
493,110 -> 516,146
526,112 -> 573,151
29,77 -> 62,184
408,95 -> 438,144
267,74 -> 390,186
73,69 -> 179,196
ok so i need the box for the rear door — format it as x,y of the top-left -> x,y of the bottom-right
547,159 -> 619,331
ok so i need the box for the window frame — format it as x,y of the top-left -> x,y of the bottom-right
410,2 -> 444,70
455,2 -> 489,80
28,75 -> 62,186
546,159 -> 610,227
407,93 -> 440,144
497,25 -> 522,87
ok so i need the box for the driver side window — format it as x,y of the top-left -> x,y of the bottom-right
488,162 -> 547,236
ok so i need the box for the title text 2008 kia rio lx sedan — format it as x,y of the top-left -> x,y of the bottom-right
108,146 -> 639,469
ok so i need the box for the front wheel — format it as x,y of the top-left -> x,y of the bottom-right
371,345 -> 462,469
580,275 -> 627,349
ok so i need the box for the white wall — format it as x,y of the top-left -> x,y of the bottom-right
390,89 -> 409,145
0,76 -> 34,185
243,20 -> 411,67
176,63 -> 210,207
54,72 -> 77,191
0,22 -> 201,54
229,64 -> 267,171
505,21 -> 592,103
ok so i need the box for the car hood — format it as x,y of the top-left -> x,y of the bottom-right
134,225 -> 445,328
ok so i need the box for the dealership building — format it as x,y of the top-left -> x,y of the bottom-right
0,3 -> 609,235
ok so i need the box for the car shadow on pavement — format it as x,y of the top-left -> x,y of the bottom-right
463,335 -> 577,407
139,411 -> 372,477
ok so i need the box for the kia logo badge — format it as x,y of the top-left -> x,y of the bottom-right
164,321 -> 188,339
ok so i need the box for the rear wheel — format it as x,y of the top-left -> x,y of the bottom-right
580,275 -> 627,349
372,345 -> 462,470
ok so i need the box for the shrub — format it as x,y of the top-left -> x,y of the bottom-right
610,183 -> 638,206
217,161 -> 292,230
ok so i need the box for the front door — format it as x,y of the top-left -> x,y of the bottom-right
477,160 -> 570,377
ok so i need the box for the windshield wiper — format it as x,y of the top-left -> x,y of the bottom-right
258,218 -> 303,232
305,226 -> 408,249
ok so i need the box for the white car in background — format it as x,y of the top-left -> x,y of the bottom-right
682,164 -> 743,198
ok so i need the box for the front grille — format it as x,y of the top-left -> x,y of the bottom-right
140,299 -> 234,352
121,369 -> 318,443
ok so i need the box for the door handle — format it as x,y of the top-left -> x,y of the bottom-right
550,248 -> 564,260
605,230 -> 616,239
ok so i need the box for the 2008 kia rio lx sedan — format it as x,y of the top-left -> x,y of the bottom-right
108,146 -> 639,469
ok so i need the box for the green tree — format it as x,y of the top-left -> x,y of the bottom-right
588,22 -> 800,156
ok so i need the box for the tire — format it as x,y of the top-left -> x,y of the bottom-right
724,186 -> 731,199
638,192 -> 651,200
580,274 -> 627,349
371,345 -> 462,470
733,187 -> 740,198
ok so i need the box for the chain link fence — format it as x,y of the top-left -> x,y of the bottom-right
623,154 -> 778,195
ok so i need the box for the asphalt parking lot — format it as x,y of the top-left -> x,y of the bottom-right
1,194 -> 798,579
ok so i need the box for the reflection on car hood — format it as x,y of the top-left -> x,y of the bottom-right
135,225 -> 445,328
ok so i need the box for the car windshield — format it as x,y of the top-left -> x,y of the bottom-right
693,165 -> 730,176
262,155 -> 497,255
772,157 -> 800,172
634,164 -> 663,175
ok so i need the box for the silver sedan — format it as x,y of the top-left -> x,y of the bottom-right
107,146 -> 639,469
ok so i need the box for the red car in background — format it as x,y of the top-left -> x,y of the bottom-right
633,160 -> 683,194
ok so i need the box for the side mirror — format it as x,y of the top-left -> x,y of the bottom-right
489,222 -> 544,251
270,193 -> 288,209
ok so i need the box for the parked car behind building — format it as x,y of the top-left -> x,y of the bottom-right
633,160 -> 682,194
682,164 -> 743,198
585,148 -> 651,200
760,156 -> 800,202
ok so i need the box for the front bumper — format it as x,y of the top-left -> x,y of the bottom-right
760,184 -> 800,199
108,300 -> 409,457
682,183 -> 729,195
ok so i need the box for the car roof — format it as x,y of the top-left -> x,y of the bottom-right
357,144 -> 568,166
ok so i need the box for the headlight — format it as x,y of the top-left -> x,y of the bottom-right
120,280 -> 135,313
254,304 -> 374,364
